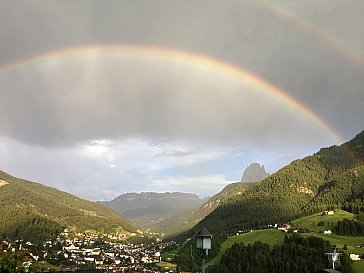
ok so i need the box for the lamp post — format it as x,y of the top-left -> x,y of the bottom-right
194,227 -> 212,273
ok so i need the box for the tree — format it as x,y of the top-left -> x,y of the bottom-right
0,252 -> 40,273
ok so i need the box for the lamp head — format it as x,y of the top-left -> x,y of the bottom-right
194,227 -> 213,251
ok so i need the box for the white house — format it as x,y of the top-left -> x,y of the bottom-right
350,254 -> 360,261
322,211 -> 335,215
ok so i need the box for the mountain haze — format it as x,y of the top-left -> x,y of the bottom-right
157,163 -> 266,235
0,171 -> 137,243
161,181 -> 256,236
100,192 -> 206,231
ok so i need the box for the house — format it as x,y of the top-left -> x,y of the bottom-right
278,224 -> 291,232
84,257 -> 95,263
282,224 -> 291,229
94,255 -> 104,265
1,241 -> 9,251
104,251 -> 115,258
154,251 -> 161,262
322,211 -> 335,215
350,253 -> 360,261
91,248 -> 101,256
64,243 -> 79,252
59,261 -> 78,272
141,256 -> 151,264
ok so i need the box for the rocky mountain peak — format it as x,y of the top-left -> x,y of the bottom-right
241,163 -> 269,182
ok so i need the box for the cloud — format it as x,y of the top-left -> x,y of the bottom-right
0,53 -> 337,151
1,1 -> 364,201
150,175 -> 232,197
0,134 -> 330,201
0,136 -> 234,200
80,138 -> 224,170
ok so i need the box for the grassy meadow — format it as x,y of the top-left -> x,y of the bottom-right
352,260 -> 364,273
207,229 -> 285,266
206,209 -> 364,271
300,233 -> 364,255
291,210 -> 356,233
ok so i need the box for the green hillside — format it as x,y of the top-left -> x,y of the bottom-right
207,210 -> 363,272
0,170 -> 137,243
353,260 -> 364,273
208,229 -> 363,271
177,130 -> 364,244
174,130 -> 364,272
164,181 -> 256,236
207,229 -> 285,267
207,234 -> 354,273
291,210 -> 356,232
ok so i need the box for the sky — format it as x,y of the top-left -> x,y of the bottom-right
1,0 -> 364,201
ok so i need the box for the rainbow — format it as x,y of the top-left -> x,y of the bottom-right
0,44 -> 342,143
255,0 -> 364,74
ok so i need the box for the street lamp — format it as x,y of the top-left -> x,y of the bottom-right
194,227 -> 212,273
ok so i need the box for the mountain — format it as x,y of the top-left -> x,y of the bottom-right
160,181 -> 257,236
100,192 -> 206,231
177,130 -> 364,243
160,163 -> 266,235
241,163 -> 269,182
0,171 -> 137,243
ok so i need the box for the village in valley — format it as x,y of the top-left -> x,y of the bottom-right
1,228 -> 177,273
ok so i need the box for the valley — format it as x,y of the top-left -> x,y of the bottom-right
2,1 -> 364,272
1,130 -> 364,273
99,192 -> 207,233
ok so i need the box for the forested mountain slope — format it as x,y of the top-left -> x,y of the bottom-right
160,181 -> 256,236
0,171 -> 137,243
163,163 -> 267,236
178,130 -> 364,241
118,163 -> 260,236
140,164 -> 261,235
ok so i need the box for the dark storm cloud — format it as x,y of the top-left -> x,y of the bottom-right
1,0 -> 364,199
0,53 -> 335,149
1,0 -> 363,143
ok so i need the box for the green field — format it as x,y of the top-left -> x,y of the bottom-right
207,229 -> 285,266
301,233 -> 364,255
291,210 -> 364,255
352,260 -> 364,273
291,210 -> 356,233
207,210 -> 364,269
